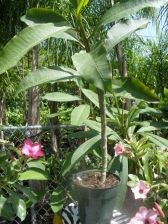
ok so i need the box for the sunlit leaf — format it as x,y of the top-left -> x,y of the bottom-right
19,168 -> 48,180
72,47 -> 112,92
105,19 -> 148,53
71,104 -> 90,125
51,187 -> 66,213
113,77 -> 159,102
42,92 -> 81,102
18,67 -> 78,93
100,0 -> 168,26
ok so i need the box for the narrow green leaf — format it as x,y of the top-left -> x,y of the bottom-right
100,0 -> 168,26
10,192 -> 26,221
51,187 -> 66,213
113,77 -> 159,102
19,168 -> 48,180
71,135 -> 101,166
72,47 -> 112,92
84,119 -> 121,140
137,122 -> 168,133
0,25 -> 70,75
143,133 -> 168,148
76,0 -> 90,15
105,19 -> 148,53
68,130 -> 97,139
18,67 -> 77,93
42,92 -> 81,102
71,104 -> 90,125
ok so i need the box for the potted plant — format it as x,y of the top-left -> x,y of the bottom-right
0,0 -> 168,223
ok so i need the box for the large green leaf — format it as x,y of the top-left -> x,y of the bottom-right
19,168 -> 48,180
113,77 -> 159,102
105,19 -> 148,53
72,47 -> 112,92
10,192 -> 26,221
0,196 -> 15,220
21,8 -> 79,42
100,0 -> 168,26
0,25 -> 70,75
42,92 -> 81,102
51,187 -> 66,213
18,67 -> 78,93
21,8 -> 68,26
71,135 -> 101,167
71,104 -> 90,125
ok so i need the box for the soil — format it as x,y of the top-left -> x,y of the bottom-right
74,171 -> 119,189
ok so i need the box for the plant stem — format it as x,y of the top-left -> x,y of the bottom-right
97,89 -> 107,183
77,14 -> 107,184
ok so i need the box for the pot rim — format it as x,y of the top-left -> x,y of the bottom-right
72,169 -> 121,190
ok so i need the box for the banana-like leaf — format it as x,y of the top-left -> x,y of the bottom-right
42,92 -> 81,102
71,104 -> 90,125
113,77 -> 159,102
0,25 -> 70,75
18,67 -> 78,93
21,8 -> 68,26
21,8 -> 79,42
100,0 -> 168,26
72,47 -> 112,92
105,19 -> 148,53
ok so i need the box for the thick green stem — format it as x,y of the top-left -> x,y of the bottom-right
97,89 -> 107,183
77,15 -> 107,183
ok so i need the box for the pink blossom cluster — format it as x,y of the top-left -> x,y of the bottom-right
21,139 -> 44,159
128,206 -> 158,224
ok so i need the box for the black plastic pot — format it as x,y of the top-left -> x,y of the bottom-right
72,170 -> 120,224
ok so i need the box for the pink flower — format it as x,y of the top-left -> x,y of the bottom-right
131,180 -> 150,199
114,142 -> 125,156
128,206 -> 158,224
21,139 -> 44,159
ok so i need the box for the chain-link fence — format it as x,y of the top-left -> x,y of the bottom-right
0,125 -> 82,224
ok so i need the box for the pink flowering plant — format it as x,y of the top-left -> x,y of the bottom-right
0,138 -> 48,221
21,139 -> 44,159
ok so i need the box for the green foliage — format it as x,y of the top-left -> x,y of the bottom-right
71,104 -> 90,125
0,143 -> 45,220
